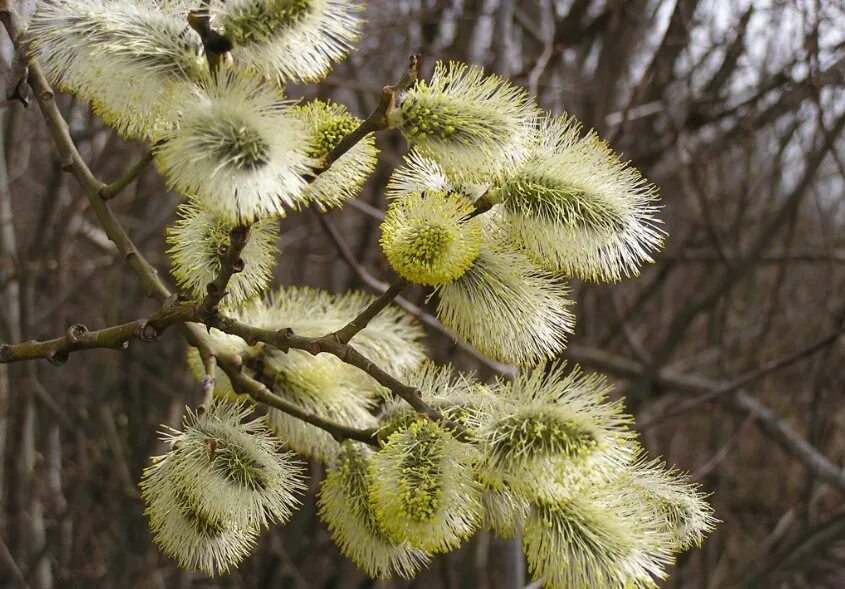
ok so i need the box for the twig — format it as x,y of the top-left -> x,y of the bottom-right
0,303 -> 201,364
200,225 -> 251,317
99,151 -> 154,200
224,367 -> 379,445
187,324 -> 379,445
215,317 -> 471,441
317,54 -> 420,173
330,277 -> 407,344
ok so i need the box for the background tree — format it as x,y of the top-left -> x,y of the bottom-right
0,0 -> 843,588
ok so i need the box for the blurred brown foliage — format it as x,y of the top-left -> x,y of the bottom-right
1,0 -> 844,587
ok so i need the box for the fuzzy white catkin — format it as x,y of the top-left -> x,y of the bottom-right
211,0 -> 363,83
435,218 -> 575,366
318,443 -> 431,579
28,0 -> 206,140
155,73 -> 313,223
497,114 -> 664,282
389,61 -> 539,180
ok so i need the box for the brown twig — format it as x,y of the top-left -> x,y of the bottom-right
223,367 -> 379,445
215,317 -> 471,441
0,303 -> 202,365
330,277 -> 408,344
99,151 -> 154,201
200,225 -> 251,317
317,54 -> 420,173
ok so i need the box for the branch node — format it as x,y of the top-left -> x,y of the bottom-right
0,344 -> 10,362
229,226 -> 249,244
47,350 -> 69,366
278,327 -> 294,339
136,321 -> 159,342
65,323 -> 88,344
232,258 -> 245,273
307,342 -> 321,356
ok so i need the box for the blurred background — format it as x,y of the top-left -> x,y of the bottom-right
2,0 -> 845,587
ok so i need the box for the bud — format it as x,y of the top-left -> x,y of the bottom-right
142,459 -> 259,575
482,363 -> 637,500
621,455 -> 718,551
435,227 -> 575,365
144,400 -> 306,530
318,443 -> 430,579
523,490 -> 673,589
389,61 -> 538,179
295,100 -> 378,210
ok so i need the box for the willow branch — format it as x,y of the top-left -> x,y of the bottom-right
216,316 -> 470,440
0,303 -> 202,365
187,324 -> 380,445
200,225 -> 251,317
99,150 -> 154,201
1,6 -> 452,443
0,5 -> 385,445
330,277 -> 408,344
317,54 -> 420,173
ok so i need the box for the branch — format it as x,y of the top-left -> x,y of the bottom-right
330,277 -> 407,344
0,303 -> 201,365
186,324 -> 379,445
99,150 -> 154,201
200,225 -> 251,317
729,392 -> 845,491
317,54 -> 420,173
223,367 -> 379,445
215,316 -> 471,441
